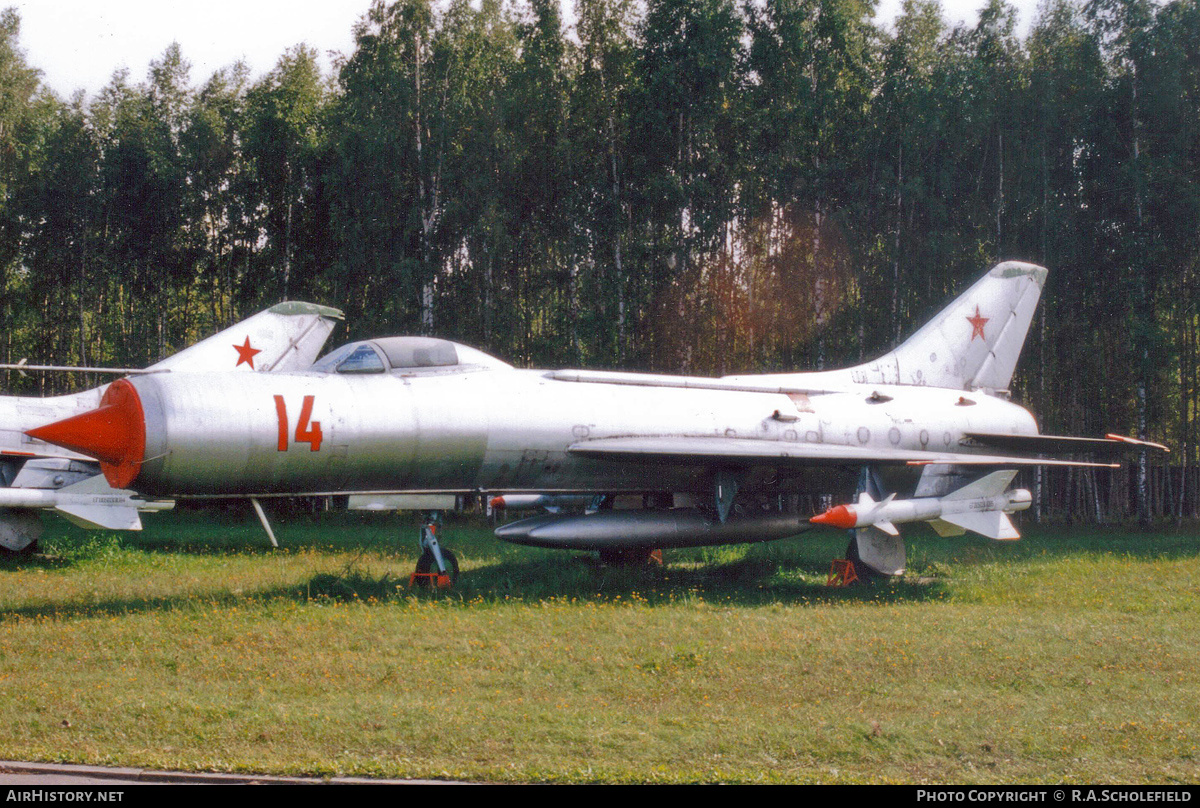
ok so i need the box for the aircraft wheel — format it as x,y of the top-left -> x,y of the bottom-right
413,547 -> 459,587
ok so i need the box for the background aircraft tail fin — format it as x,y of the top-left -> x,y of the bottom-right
850,261 -> 1047,392
149,302 -> 344,374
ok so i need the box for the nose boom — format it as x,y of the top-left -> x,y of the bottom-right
26,378 -> 146,488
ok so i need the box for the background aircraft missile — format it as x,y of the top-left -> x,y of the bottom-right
810,471 -> 1032,540
0,476 -> 173,531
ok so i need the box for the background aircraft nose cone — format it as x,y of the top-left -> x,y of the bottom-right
26,378 -> 146,488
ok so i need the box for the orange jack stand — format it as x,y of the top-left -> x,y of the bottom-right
408,572 -> 453,589
826,559 -> 858,587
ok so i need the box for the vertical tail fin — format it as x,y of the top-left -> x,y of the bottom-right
148,302 -> 344,373
850,261 -> 1047,392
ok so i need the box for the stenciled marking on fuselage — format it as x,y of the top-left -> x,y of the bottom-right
273,394 -> 323,452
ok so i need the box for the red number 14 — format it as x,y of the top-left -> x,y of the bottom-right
274,395 -> 323,452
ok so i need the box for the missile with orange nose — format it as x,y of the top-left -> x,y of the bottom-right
810,471 -> 1032,540
488,494 -> 598,512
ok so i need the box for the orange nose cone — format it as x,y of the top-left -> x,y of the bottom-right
489,496 -> 506,509
26,378 -> 146,488
810,504 -> 857,530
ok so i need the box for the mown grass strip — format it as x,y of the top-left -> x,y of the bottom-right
0,510 -> 1196,783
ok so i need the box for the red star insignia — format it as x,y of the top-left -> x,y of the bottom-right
233,336 -> 262,369
966,305 -> 989,342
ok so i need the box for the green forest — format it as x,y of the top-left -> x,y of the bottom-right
0,0 -> 1197,519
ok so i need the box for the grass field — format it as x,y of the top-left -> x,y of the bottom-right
0,507 -> 1197,784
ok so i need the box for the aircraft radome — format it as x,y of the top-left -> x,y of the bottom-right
26,262 -> 1164,581
0,302 -> 343,554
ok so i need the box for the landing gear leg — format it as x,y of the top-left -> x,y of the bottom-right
409,511 -> 459,589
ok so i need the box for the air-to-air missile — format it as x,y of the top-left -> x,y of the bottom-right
24,262 -> 1161,580
488,493 -> 598,512
0,476 -> 174,531
810,470 -> 1032,540
0,302 -> 342,554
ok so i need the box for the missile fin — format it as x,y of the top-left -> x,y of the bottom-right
54,501 -> 143,531
939,510 -> 1019,540
58,474 -> 118,494
852,527 -> 906,576
49,475 -> 148,530
943,470 -> 1018,501
873,520 -> 900,537
928,518 -> 967,537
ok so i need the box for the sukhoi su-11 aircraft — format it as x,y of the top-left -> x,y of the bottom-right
0,302 -> 343,553
25,262 -> 1163,579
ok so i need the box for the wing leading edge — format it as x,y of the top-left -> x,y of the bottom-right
567,436 -> 1120,469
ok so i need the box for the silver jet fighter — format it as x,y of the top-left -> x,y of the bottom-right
25,263 -> 1158,578
0,302 -> 343,553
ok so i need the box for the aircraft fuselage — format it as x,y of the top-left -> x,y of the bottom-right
119,367 -> 1039,498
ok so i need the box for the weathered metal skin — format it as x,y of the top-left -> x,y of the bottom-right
133,370 -> 483,495
118,363 -> 1038,498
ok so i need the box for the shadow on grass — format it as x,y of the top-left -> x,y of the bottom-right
448,551 -> 952,606
99,511 -> 410,557
9,510 -> 416,566
4,511 -> 1198,621
0,548 -> 949,622
0,551 -> 72,572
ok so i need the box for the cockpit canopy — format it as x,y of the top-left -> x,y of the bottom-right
311,337 -> 511,375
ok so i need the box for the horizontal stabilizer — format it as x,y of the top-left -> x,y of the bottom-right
938,510 -> 1019,540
